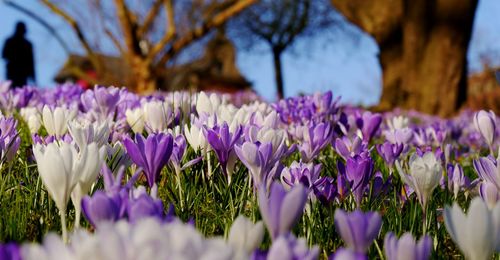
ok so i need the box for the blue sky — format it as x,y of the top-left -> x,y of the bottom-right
1,0 -> 499,105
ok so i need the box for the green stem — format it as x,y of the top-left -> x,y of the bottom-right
60,209 -> 68,243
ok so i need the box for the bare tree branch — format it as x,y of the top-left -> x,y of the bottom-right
40,0 -> 103,72
114,0 -> 141,56
148,0 -> 176,61
138,0 -> 164,37
156,0 -> 257,69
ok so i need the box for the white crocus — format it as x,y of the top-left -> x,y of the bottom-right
42,105 -> 77,137
68,120 -> 110,151
387,115 -> 409,130
184,123 -> 209,153
396,152 -> 442,209
227,215 -> 264,258
125,108 -> 145,134
196,91 -> 221,115
70,142 -> 107,228
143,100 -> 172,133
20,107 -> 41,134
33,142 -> 82,242
444,197 -> 500,260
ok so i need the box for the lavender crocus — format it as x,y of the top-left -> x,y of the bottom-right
446,164 -> 471,200
334,136 -> 367,161
0,243 -> 21,260
235,141 -> 274,188
474,155 -> 500,188
334,209 -> 382,253
266,235 -> 319,260
340,155 -> 374,207
204,122 -> 242,176
281,161 -> 324,198
384,232 -> 432,260
258,182 -> 307,240
356,111 -> 382,142
127,193 -> 165,223
81,191 -> 121,227
473,110 -> 496,151
123,133 -> 174,188
299,122 -> 333,162
376,142 -> 404,167
330,248 -> 367,260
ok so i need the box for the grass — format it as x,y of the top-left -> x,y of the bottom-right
0,123 -> 471,259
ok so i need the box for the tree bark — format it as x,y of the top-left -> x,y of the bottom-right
332,0 -> 477,116
272,47 -> 285,100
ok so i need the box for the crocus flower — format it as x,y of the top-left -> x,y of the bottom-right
41,105 -> 77,138
447,164 -> 470,200
356,111 -> 382,142
473,110 -> 496,150
143,100 -> 173,133
126,193 -> 165,223
227,215 -> 264,258
125,108 -> 145,134
479,182 -> 500,209
299,122 -> 333,162
376,142 -> 404,167
258,182 -> 307,240
33,142 -> 83,241
266,235 -> 319,260
123,133 -> 174,188
81,191 -> 121,228
281,161 -> 323,194
70,142 -> 107,228
67,120 -> 110,151
20,107 -> 41,134
396,152 -> 442,209
235,141 -> 274,188
334,136 -> 367,161
204,122 -> 242,177
384,232 -> 432,260
339,155 -> 374,207
444,197 -> 500,260
474,155 -> 500,188
334,209 -> 382,253
0,243 -> 21,260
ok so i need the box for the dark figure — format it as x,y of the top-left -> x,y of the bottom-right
2,22 -> 35,88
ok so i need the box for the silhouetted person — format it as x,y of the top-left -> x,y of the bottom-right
2,22 -> 35,88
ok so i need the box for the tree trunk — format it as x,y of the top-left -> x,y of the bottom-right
332,0 -> 478,116
272,47 -> 285,100
131,57 -> 157,94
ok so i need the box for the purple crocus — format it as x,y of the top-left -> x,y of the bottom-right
479,182 -> 500,209
126,193 -> 165,223
334,209 -> 382,253
384,232 -> 432,260
235,141 -> 275,188
356,111 -> 382,142
376,142 -> 404,167
473,110 -> 496,150
473,156 -> 500,188
330,248 -> 367,260
281,161 -> 325,199
123,133 -> 174,188
204,122 -> 242,176
258,182 -> 307,240
299,122 -> 334,162
81,191 -> 122,227
0,243 -> 21,260
339,155 -> 374,207
446,164 -> 471,199
334,136 -> 367,161
266,235 -> 319,260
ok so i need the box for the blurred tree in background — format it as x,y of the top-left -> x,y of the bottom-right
229,0 -> 340,99
331,0 -> 478,116
32,0 -> 257,94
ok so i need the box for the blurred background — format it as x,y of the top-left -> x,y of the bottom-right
0,0 -> 499,115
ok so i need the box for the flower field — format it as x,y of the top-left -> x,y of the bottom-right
0,81 -> 499,259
